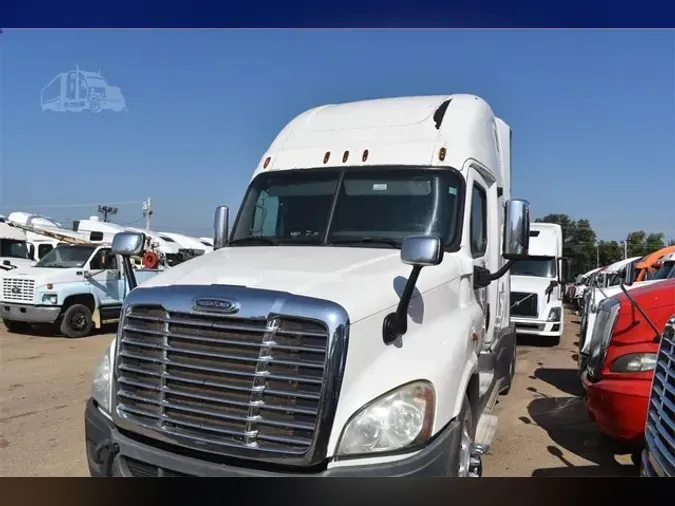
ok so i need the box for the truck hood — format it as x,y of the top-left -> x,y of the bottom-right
138,246 -> 465,323
0,257 -> 36,271
511,275 -> 559,295
590,279 -> 663,306
2,266 -> 81,286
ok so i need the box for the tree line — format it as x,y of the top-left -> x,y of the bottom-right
534,214 -> 675,277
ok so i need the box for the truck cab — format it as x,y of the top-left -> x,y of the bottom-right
641,314 -> 675,477
509,223 -> 568,345
0,243 -> 159,338
0,221 -> 36,271
582,275 -> 675,465
84,94 -> 534,477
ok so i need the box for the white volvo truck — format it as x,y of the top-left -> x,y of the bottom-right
509,222 -> 569,345
84,94 -> 533,477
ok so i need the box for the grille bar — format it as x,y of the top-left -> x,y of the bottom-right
115,304 -> 330,458
510,292 -> 538,318
645,317 -> 675,476
2,278 -> 35,303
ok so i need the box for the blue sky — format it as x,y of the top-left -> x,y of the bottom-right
1,29 -> 673,241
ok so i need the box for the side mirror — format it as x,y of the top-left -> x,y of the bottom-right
401,235 -> 444,267
623,262 -> 636,287
111,232 -> 146,257
383,235 -> 443,345
502,199 -> 530,260
557,257 -> 571,283
214,205 -> 229,250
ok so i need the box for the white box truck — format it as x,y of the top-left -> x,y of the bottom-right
509,222 -> 569,345
85,94 -> 534,477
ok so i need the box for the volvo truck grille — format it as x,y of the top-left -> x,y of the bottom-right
115,304 -> 330,460
2,278 -> 35,303
511,292 -> 538,318
644,316 -> 675,477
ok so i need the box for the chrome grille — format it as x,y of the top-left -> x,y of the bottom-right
2,278 -> 35,303
115,304 -> 329,459
645,316 -> 675,477
511,292 -> 538,318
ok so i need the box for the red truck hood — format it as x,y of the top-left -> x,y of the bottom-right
612,278 -> 675,344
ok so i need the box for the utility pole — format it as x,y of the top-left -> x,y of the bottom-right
596,242 -> 600,268
624,240 -> 628,259
97,205 -> 118,222
142,198 -> 153,230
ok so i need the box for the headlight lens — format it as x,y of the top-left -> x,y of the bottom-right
609,353 -> 657,373
91,338 -> 115,413
336,381 -> 434,456
41,294 -> 58,304
547,307 -> 561,322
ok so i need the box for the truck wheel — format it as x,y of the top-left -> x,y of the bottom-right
60,304 -> 93,338
88,96 -> 102,113
3,319 -> 30,333
455,395 -> 477,477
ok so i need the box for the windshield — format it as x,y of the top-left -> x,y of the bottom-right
231,167 -> 463,248
510,256 -> 557,278
35,245 -> 96,268
653,261 -> 675,280
0,239 -> 29,259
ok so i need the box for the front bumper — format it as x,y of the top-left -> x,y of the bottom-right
511,317 -> 562,337
0,303 -> 61,323
582,374 -> 650,443
85,398 -> 463,477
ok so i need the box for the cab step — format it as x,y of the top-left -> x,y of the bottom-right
474,411 -> 499,454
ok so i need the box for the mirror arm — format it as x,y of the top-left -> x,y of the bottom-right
619,282 -> 661,339
382,265 -> 423,345
473,259 -> 517,289
122,256 -> 138,291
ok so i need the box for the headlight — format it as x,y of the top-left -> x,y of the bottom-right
91,338 -> 115,413
609,353 -> 657,373
336,381 -> 435,456
41,294 -> 58,304
547,307 -> 561,322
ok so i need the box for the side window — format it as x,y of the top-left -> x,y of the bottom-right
470,183 -> 488,257
90,248 -> 118,270
38,244 -> 53,259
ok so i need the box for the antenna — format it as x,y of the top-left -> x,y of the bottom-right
97,205 -> 118,222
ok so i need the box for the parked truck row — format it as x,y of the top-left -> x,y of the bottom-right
563,245 -> 675,474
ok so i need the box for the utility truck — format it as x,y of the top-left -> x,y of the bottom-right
509,222 -> 569,345
0,226 -> 161,338
85,94 -> 533,477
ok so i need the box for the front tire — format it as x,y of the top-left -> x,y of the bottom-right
3,319 -> 31,333
60,304 -> 93,338
455,395 -> 478,477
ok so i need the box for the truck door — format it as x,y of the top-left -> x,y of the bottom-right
87,248 -> 123,306
468,171 -> 491,350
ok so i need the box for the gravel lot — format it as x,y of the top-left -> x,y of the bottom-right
0,310 -> 636,476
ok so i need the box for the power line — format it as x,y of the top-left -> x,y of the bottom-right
0,200 -> 145,210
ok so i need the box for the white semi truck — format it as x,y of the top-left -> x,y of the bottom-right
509,222 -> 569,345
85,94 -> 534,477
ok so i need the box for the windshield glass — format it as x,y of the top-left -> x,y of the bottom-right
653,261 -> 675,280
231,167 -> 463,248
0,239 -> 29,259
510,256 -> 557,278
35,245 -> 96,268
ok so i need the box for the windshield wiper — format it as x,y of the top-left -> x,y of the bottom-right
328,237 -> 402,249
229,237 -> 281,246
